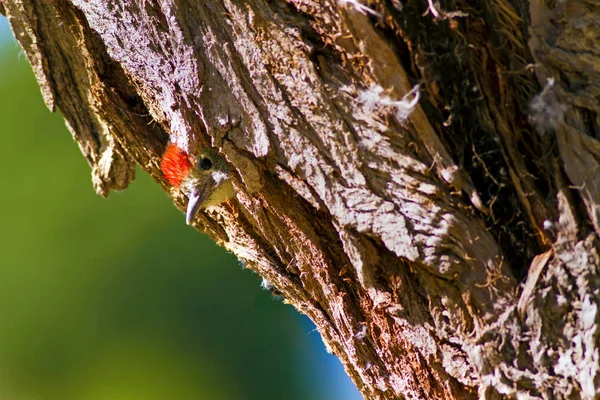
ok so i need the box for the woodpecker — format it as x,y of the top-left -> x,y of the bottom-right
160,143 -> 234,225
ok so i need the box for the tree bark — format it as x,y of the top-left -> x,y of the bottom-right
2,0 -> 599,398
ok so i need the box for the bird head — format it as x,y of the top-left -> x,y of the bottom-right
160,143 -> 234,224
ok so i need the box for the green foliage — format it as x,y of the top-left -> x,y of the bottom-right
0,20 -> 359,400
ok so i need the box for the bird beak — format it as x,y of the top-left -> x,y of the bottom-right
185,183 -> 211,225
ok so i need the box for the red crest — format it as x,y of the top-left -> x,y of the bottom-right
161,143 -> 192,186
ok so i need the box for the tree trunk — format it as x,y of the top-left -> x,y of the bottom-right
2,0 -> 599,398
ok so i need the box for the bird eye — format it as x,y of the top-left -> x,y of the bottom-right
199,157 -> 213,171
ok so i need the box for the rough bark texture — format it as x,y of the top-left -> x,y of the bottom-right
2,0 -> 599,398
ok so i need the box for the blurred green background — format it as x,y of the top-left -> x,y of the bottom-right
0,17 -> 361,400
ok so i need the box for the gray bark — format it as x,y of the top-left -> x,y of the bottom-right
2,0 -> 599,398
